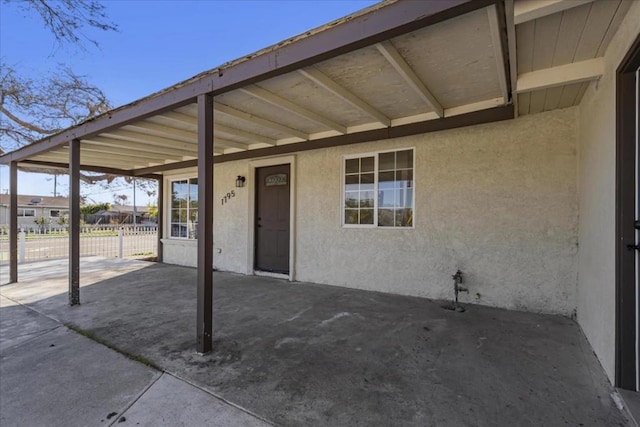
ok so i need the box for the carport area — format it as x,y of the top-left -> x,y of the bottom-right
0,258 -> 630,426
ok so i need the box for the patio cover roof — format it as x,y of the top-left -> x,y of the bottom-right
0,0 -> 627,174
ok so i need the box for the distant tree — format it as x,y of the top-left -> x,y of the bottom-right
34,215 -> 49,232
113,194 -> 128,205
80,202 -> 111,215
57,214 -> 69,227
147,203 -> 158,220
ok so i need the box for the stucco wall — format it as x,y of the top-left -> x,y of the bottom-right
576,0 -> 640,383
162,163 -> 252,273
295,108 -> 578,315
163,108 -> 579,316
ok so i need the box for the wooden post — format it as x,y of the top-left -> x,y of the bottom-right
69,139 -> 80,305
196,93 -> 214,354
9,161 -> 18,283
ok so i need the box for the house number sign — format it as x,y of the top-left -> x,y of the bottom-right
265,174 -> 287,186
221,190 -> 236,205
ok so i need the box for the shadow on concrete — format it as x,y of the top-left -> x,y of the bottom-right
0,258 -> 631,426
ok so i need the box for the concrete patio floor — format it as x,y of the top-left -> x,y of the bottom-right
0,257 -> 631,426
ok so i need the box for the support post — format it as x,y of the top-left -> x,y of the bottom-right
196,93 -> 214,354
9,161 -> 18,283
118,228 -> 124,259
156,177 -> 163,263
69,139 -> 80,305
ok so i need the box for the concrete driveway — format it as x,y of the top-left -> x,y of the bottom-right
0,258 -> 632,426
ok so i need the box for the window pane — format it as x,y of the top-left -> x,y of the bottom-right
360,191 -> 374,208
189,178 -> 198,204
396,169 -> 413,188
172,180 -> 188,196
395,189 -> 409,208
360,209 -> 373,224
396,208 -> 413,227
378,171 -> 395,189
171,209 -> 180,222
345,175 -> 359,192
361,156 -> 374,172
396,149 -> 413,169
378,209 -> 394,227
171,223 -> 187,238
345,209 -> 358,224
402,189 -> 413,209
24,209 -> 35,217
172,192 -> 187,208
345,192 -> 359,208
189,223 -> 198,240
379,152 -> 395,171
345,158 -> 359,174
379,189 -> 395,207
360,173 -> 374,191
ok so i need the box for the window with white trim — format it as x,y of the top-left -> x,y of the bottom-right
170,178 -> 198,239
17,208 -> 35,217
49,209 -> 68,218
343,148 -> 414,228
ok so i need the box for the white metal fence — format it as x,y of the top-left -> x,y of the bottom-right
0,225 -> 157,264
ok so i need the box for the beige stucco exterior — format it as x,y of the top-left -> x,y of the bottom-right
163,106 -> 579,316
576,0 -> 640,383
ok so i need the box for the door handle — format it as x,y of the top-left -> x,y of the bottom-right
635,220 -> 640,230
627,244 -> 640,251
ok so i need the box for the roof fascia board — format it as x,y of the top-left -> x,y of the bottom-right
132,104 -> 514,175
0,0 -> 495,165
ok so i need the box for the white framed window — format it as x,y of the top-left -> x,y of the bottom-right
49,209 -> 68,217
343,148 -> 414,228
17,208 -> 35,217
170,178 -> 198,239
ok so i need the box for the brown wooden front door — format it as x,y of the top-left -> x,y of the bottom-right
255,164 -> 290,274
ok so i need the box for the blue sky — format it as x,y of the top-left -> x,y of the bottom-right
0,0 -> 377,204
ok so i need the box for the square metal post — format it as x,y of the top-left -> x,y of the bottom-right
197,93 -> 214,354
9,161 -> 18,283
69,139 -> 81,305
156,177 -> 164,263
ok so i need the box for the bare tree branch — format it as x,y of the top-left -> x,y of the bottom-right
0,63 -> 111,151
3,0 -> 118,51
0,0 -> 157,198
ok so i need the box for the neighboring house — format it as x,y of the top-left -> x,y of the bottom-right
85,205 -> 153,225
1,0 -> 639,393
0,194 -> 68,229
